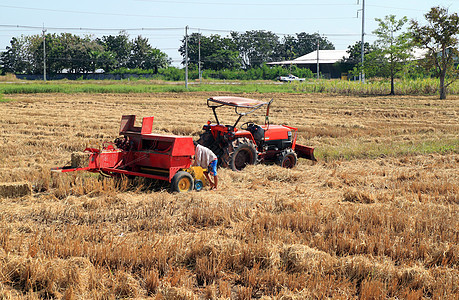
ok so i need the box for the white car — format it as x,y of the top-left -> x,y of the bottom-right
278,74 -> 306,82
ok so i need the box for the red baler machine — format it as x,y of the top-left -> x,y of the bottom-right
52,115 -> 205,192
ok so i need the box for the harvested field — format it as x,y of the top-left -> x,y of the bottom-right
0,92 -> 458,299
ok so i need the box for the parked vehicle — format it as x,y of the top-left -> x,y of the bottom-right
278,74 -> 306,82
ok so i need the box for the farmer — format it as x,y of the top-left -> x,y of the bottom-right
193,141 -> 218,190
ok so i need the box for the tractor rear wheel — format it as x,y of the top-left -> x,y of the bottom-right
223,138 -> 258,171
277,149 -> 297,168
197,131 -> 215,148
171,171 -> 194,193
197,131 -> 224,160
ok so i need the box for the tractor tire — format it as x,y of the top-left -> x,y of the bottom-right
197,132 -> 224,160
197,131 -> 215,148
171,171 -> 194,193
223,138 -> 258,171
277,149 -> 297,169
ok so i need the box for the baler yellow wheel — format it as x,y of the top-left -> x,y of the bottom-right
171,171 -> 194,193
178,177 -> 191,191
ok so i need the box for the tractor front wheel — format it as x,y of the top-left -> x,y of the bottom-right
277,149 -> 297,168
171,171 -> 194,193
224,138 -> 258,171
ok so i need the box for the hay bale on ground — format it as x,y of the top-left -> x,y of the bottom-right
71,152 -> 91,168
281,244 -> 336,273
0,182 -> 31,198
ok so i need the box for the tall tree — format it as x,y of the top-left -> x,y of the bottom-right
372,15 -> 412,95
206,49 -> 241,70
276,33 -> 334,63
231,30 -> 280,69
179,33 -> 237,70
129,36 -> 170,72
97,31 -> 132,69
146,48 -> 171,73
410,6 -> 459,99
338,41 -> 372,75
129,36 -> 153,69
1,36 -> 30,74
295,32 -> 334,56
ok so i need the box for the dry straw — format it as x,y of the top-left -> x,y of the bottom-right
0,92 -> 457,298
0,182 -> 31,198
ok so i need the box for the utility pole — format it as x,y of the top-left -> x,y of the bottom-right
198,30 -> 201,84
185,26 -> 189,89
316,38 -> 320,80
42,26 -> 46,82
359,0 -> 365,83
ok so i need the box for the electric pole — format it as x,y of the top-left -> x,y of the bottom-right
185,26 -> 189,89
316,38 -> 320,80
42,26 -> 46,82
359,0 -> 365,83
198,30 -> 201,84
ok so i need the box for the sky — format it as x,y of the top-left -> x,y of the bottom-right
1,0 -> 458,66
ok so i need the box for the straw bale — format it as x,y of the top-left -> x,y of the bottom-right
343,188 -> 376,204
339,255 -> 396,282
113,271 -> 140,299
71,151 -> 91,168
398,266 -> 433,289
280,244 -> 336,273
0,182 -> 31,198
163,286 -> 198,300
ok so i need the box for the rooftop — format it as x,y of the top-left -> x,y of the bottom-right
268,50 -> 349,65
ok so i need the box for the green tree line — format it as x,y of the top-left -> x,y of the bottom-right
179,31 -> 334,70
0,30 -> 334,75
0,31 -> 170,75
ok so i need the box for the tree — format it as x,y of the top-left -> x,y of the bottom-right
231,30 -> 280,69
1,37 -> 30,74
410,6 -> 459,99
97,32 -> 132,69
372,15 -> 412,95
127,36 -> 170,72
179,33 -> 237,70
93,50 -> 117,73
274,33 -> 334,62
146,48 -> 171,73
129,36 -> 153,69
338,41 -> 372,76
206,49 -> 241,70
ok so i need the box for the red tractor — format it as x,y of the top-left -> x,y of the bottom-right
196,96 -> 315,170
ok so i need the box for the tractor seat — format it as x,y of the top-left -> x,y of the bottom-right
247,124 -> 265,142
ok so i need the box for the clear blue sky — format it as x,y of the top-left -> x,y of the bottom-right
0,1 -> 457,66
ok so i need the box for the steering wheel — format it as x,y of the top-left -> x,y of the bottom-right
241,121 -> 255,130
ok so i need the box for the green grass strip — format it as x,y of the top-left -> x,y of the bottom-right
1,78 -> 457,96
0,93 -> 13,102
316,138 -> 459,161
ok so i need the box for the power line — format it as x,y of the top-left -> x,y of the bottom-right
0,5 -> 176,19
0,24 -> 183,32
0,24 -> 365,41
191,28 -> 361,36
0,4 -> 357,21
367,5 -> 427,12
136,0 -> 358,6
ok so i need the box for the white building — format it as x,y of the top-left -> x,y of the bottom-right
268,50 -> 350,78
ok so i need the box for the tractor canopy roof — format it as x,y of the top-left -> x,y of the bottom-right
208,96 -> 270,109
